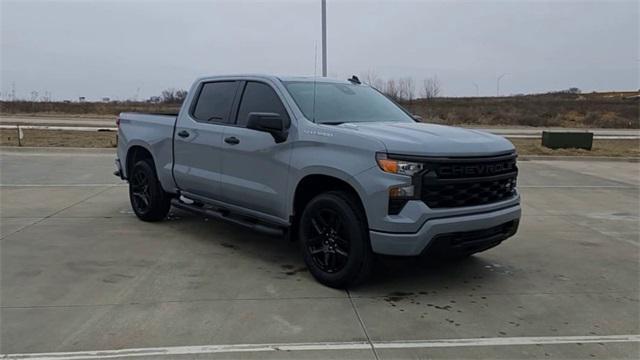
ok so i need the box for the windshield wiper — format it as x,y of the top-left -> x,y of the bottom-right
319,121 -> 346,125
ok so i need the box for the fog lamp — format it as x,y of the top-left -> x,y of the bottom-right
389,185 -> 415,198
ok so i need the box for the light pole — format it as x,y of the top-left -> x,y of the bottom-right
496,73 -> 507,97
321,0 -> 327,77
473,82 -> 479,97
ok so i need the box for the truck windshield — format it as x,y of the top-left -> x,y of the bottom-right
283,81 -> 414,124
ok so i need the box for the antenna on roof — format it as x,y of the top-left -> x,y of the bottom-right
312,42 -> 318,123
348,75 -> 361,84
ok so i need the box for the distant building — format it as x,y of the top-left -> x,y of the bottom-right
102,97 -> 110,102
78,96 -> 86,102
149,96 -> 161,103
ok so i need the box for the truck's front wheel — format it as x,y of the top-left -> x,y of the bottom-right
128,160 -> 171,222
299,191 -> 373,288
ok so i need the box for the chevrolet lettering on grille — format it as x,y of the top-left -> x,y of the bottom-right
438,161 -> 515,177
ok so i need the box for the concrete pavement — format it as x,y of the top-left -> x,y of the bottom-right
0,148 -> 638,359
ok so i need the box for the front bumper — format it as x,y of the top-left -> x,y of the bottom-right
369,203 -> 521,256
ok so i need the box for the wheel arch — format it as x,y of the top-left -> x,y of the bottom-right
291,173 -> 368,228
125,144 -> 155,179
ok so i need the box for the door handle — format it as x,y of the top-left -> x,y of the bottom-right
177,130 -> 190,138
224,136 -> 240,145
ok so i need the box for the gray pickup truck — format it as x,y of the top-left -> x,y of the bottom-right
115,74 -> 521,288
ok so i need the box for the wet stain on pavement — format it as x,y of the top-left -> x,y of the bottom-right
16,269 -> 42,277
285,268 -> 306,276
384,291 -> 414,302
102,273 -> 135,283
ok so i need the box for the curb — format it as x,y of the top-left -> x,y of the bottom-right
0,146 -> 116,154
519,155 -> 639,162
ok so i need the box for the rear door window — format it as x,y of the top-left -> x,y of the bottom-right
235,82 -> 289,127
192,81 -> 238,123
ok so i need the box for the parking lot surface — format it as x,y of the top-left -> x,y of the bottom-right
1,147 -> 638,359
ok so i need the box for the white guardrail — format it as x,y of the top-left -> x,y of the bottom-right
0,124 -> 116,132
1,124 -> 638,140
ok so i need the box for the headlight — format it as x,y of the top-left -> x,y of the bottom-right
376,153 -> 423,176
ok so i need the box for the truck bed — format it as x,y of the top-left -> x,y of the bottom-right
117,112 -> 177,188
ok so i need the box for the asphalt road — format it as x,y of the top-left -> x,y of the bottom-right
1,116 -> 639,138
0,116 -> 116,127
1,148 -> 639,359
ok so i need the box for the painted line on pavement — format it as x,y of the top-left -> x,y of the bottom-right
520,185 -> 637,189
0,184 -> 633,188
2,334 -> 638,359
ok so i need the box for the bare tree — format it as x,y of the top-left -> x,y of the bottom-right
406,77 -> 415,102
383,79 -> 400,101
175,89 -> 188,103
161,88 -> 188,104
398,77 -> 415,102
362,70 -> 379,87
422,76 -> 442,99
372,78 -> 385,92
161,88 -> 176,103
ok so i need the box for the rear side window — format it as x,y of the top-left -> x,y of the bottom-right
192,81 -> 238,123
236,82 -> 289,127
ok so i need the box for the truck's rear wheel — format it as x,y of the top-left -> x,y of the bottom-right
129,160 -> 171,222
299,191 -> 373,288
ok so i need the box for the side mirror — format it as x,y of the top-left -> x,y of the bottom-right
246,112 -> 289,143
412,114 -> 424,122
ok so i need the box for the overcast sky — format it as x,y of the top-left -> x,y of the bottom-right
1,0 -> 638,100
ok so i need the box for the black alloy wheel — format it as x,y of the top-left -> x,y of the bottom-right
304,207 -> 350,273
128,160 -> 171,222
299,191 -> 373,288
130,168 -> 151,213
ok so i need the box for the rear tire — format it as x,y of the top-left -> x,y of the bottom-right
128,160 -> 171,222
298,191 -> 373,288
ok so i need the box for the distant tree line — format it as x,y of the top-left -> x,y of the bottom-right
157,88 -> 188,104
361,71 -> 442,102
547,88 -> 581,95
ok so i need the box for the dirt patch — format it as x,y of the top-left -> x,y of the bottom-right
510,138 -> 639,157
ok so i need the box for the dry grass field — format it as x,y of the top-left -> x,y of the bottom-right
1,91 -> 638,129
404,92 -> 639,129
0,101 -> 181,117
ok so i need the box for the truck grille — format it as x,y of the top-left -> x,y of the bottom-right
419,153 -> 518,209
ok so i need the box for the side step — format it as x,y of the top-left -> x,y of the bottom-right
170,198 -> 284,237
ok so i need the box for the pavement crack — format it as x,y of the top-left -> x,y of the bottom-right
0,186 -> 115,241
347,289 -> 380,360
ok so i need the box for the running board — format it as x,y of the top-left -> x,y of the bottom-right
170,198 -> 284,237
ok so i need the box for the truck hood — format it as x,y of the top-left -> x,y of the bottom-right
336,122 -> 515,157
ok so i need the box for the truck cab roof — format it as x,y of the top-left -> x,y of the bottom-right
194,74 -> 360,86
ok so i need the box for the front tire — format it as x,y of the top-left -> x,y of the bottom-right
128,160 -> 171,222
298,191 -> 373,288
